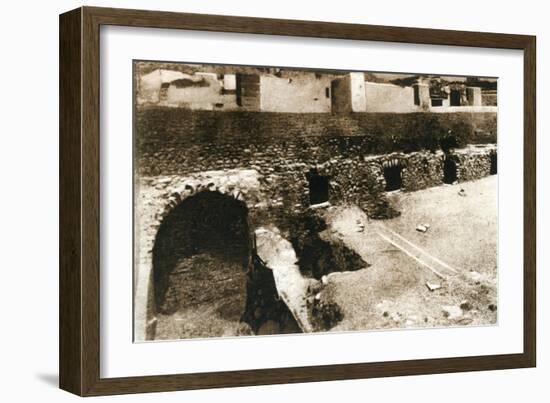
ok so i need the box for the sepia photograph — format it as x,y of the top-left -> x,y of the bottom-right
133,61 -> 498,342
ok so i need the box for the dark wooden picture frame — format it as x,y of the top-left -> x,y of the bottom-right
59,6 -> 536,396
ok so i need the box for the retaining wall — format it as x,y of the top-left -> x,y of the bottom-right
136,108 -> 497,176
133,107 -> 498,341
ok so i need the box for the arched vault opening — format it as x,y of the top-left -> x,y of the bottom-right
152,191 -> 251,321
383,160 -> 403,191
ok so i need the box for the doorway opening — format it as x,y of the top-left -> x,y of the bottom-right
151,191 -> 251,340
450,90 -> 461,106
383,162 -> 402,191
490,152 -> 497,175
307,169 -> 329,205
443,157 -> 458,184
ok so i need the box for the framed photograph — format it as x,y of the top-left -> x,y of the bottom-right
59,6 -> 536,396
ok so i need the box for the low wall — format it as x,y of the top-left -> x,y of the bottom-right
454,145 -> 497,181
430,106 -> 498,113
365,144 -> 497,192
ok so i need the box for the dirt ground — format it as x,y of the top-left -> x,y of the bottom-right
321,175 -> 498,332
154,254 -> 252,340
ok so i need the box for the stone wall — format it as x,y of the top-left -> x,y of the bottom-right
136,108 -> 497,176
133,107 -> 498,341
454,145 -> 497,181
365,144 -> 497,192
134,170 -> 266,341
135,108 -> 498,219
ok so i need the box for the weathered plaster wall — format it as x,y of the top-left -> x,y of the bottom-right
467,87 -> 483,106
139,69 -> 187,103
139,69 -> 490,115
260,74 -> 332,113
164,73 -> 239,110
413,83 -> 431,110
236,74 -> 261,110
428,87 -> 486,111
365,82 -> 418,113
330,75 -> 353,113
139,70 -> 240,110
331,73 -> 367,113
349,73 -> 367,112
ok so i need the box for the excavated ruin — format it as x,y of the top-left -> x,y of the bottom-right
151,191 -> 368,339
286,210 -> 368,279
240,210 -> 369,334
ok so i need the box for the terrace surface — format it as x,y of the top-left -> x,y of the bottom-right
322,175 -> 498,331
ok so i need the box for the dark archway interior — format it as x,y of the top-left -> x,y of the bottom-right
152,191 -> 250,315
443,158 -> 458,184
450,90 -> 461,106
307,169 -> 329,205
383,165 -> 402,191
490,152 -> 497,175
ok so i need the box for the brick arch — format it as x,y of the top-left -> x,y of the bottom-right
381,157 -> 405,191
134,172 -> 262,341
153,181 -> 247,229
